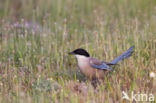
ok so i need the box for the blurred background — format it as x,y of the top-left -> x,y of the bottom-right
0,0 -> 156,103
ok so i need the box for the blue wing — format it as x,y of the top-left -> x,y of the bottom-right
90,63 -> 112,71
110,46 -> 134,64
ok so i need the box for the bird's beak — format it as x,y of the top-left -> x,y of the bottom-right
68,52 -> 75,55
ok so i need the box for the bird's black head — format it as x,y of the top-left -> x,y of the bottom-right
69,48 -> 90,57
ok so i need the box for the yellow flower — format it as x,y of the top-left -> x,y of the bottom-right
47,77 -> 53,80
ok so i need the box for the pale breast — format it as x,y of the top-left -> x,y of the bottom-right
75,55 -> 106,79
75,55 -> 94,78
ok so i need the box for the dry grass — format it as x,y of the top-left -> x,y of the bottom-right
0,0 -> 156,103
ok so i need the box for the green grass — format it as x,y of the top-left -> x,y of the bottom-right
0,0 -> 156,103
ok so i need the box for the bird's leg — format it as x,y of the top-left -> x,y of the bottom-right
91,78 -> 101,88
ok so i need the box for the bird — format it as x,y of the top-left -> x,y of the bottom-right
69,46 -> 134,80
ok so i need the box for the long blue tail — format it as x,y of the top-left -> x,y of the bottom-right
110,46 -> 134,64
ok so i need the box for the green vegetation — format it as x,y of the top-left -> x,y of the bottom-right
0,0 -> 155,102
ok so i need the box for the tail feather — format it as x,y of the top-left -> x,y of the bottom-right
110,46 -> 134,64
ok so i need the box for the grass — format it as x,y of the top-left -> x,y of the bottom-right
0,0 -> 156,103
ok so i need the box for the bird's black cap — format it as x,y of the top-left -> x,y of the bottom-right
69,48 -> 90,57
